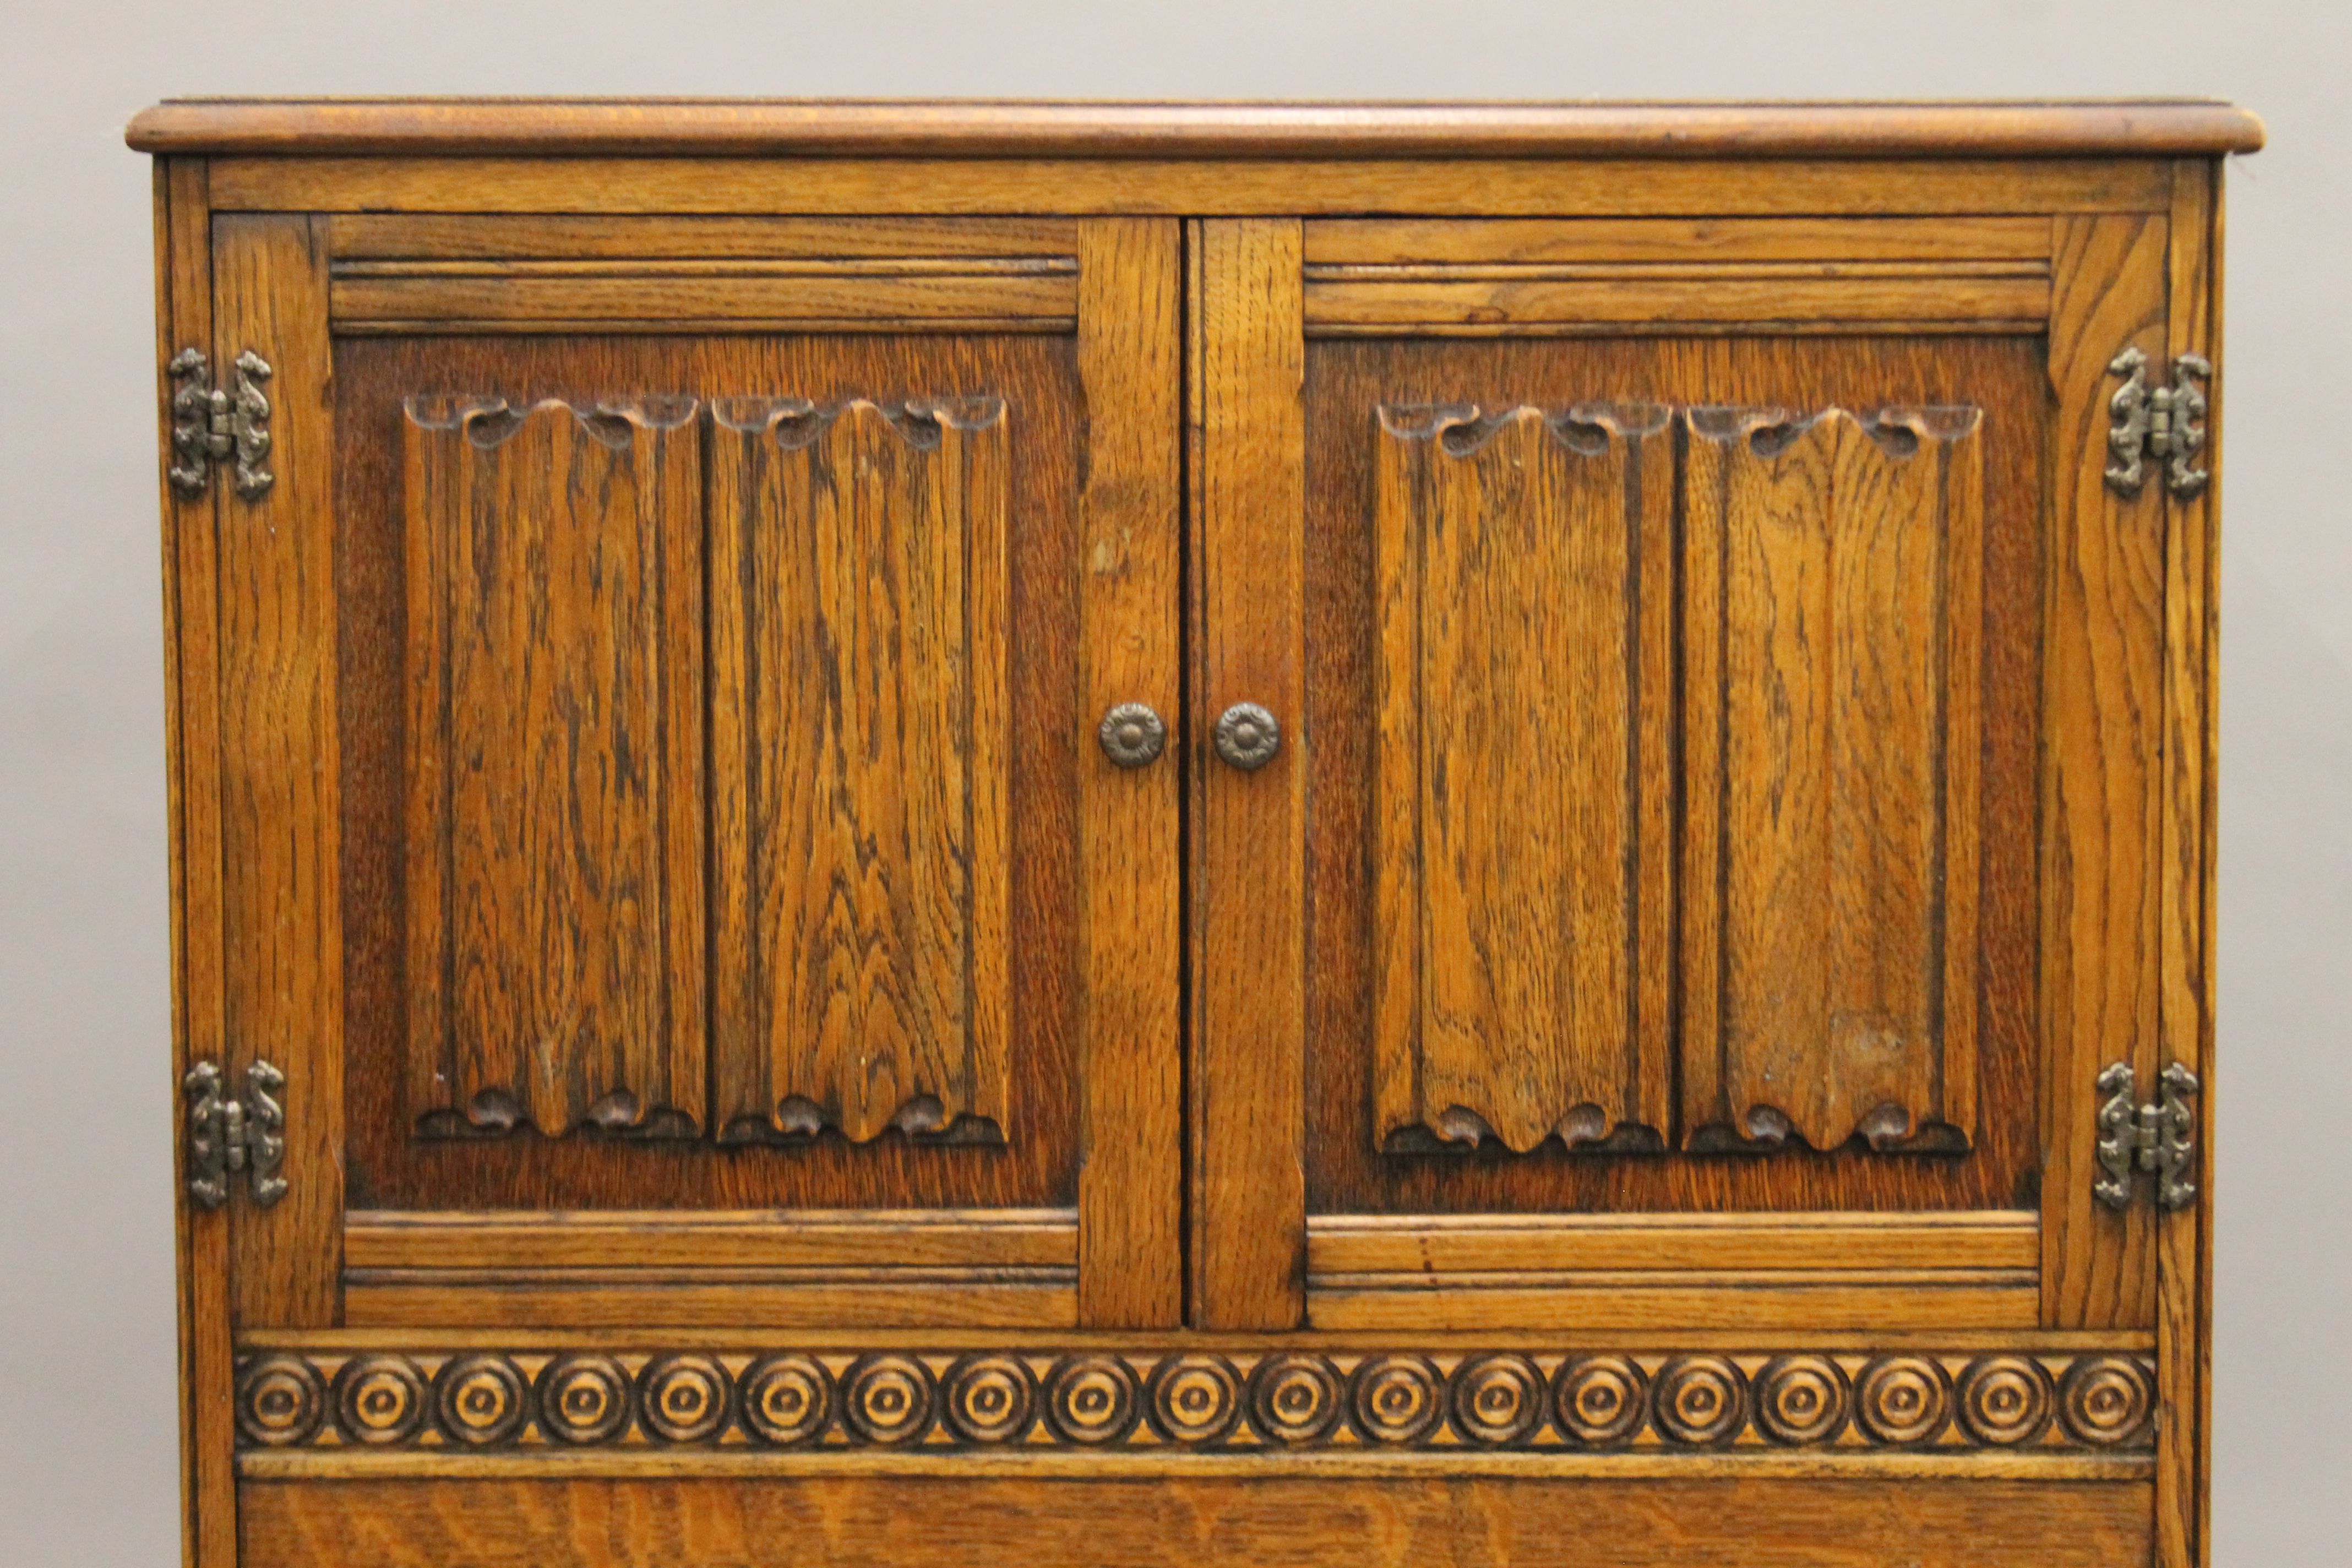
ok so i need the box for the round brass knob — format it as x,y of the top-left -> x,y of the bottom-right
1097,703 -> 1167,769
1213,702 -> 1281,771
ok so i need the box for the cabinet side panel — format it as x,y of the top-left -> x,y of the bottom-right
215,214 -> 345,1328
157,154 -> 237,1568
2156,157 -> 2220,1568
402,398 -> 707,1141
707,401 -> 1010,1147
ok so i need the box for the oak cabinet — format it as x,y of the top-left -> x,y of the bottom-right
133,98 -> 2256,1568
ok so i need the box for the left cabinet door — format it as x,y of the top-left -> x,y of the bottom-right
170,211 -> 1184,1342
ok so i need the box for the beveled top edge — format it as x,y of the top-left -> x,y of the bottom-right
125,97 -> 2265,159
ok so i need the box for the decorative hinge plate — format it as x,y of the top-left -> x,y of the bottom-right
2105,346 -> 2212,499
2093,1061 -> 2198,1213
182,1058 -> 288,1210
166,347 -> 275,500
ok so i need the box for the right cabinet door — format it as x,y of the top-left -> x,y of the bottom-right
1195,214 -> 2182,1358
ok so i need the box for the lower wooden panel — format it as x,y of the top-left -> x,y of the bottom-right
241,1477 -> 2152,1567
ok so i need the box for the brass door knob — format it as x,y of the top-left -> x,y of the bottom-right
1097,702 -> 1167,768
1213,702 -> 1281,771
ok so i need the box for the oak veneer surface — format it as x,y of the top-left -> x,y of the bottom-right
240,1477 -> 2154,1568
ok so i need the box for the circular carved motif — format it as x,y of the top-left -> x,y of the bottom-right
536,1354 -> 634,1446
1248,1354 -> 1341,1445
638,1354 -> 732,1444
1147,1355 -> 1243,1445
1047,1355 -> 1141,1445
741,1355 -> 831,1446
1450,1354 -> 1545,1446
944,1355 -> 1036,1444
434,1354 -> 530,1447
1856,1356 -> 1952,1446
333,1355 -> 428,1446
2058,1357 -> 2154,1448
1349,1357 -> 1444,1446
1553,1356 -> 1648,1446
236,1354 -> 326,1448
1754,1355 -> 1850,1446
1957,1356 -> 2054,1447
1653,1355 -> 1747,1446
842,1354 -> 936,1445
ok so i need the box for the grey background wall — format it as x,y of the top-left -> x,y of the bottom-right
2,3 -> 2340,1561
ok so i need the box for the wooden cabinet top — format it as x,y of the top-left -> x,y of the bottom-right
126,96 -> 2263,159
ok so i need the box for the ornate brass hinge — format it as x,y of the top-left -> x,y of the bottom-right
2093,1061 -> 2198,1212
183,1059 -> 288,1210
2104,346 -> 2211,499
166,347 -> 274,500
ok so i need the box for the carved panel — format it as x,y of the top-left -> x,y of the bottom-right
402,397 -> 706,1139
237,1347 -> 2154,1455
1681,406 -> 1984,1151
709,399 -> 1011,1145
1373,404 -> 1674,1153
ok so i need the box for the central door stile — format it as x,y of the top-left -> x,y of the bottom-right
1188,219 -> 1309,1329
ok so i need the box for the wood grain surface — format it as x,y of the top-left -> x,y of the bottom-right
402,396 -> 705,1142
1372,405 -> 1674,1155
1302,336 -> 2044,1218
709,398 -> 1010,1147
1188,220 -> 1308,1328
213,215 -> 346,1330
1074,219 -> 1186,1328
1681,405 -> 1983,1154
204,155 -> 2178,221
237,1476 -> 2154,1567
2039,216 -> 2169,1331
128,95 -> 2264,157
336,334 -> 1084,1213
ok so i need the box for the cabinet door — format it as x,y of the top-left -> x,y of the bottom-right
176,214 -> 1183,1336
1191,215 -> 2186,1344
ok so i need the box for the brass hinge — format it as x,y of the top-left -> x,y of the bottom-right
2104,346 -> 2211,499
182,1059 -> 288,1210
166,347 -> 274,500
2093,1061 -> 2199,1213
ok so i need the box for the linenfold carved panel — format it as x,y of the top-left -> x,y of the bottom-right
1373,404 -> 1675,1153
709,399 -> 1011,1146
1682,406 -> 1984,1152
402,397 -> 707,1139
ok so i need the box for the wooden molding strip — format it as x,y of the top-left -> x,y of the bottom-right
329,269 -> 1078,333
1303,271 -> 2049,336
346,1210 -> 1079,1271
1309,1212 -> 2038,1275
230,1345 -> 2159,1462
342,1280 -> 1077,1331
326,214 -> 1081,260
127,98 -> 2265,159
1308,1286 -> 2037,1333
1304,216 -> 2053,266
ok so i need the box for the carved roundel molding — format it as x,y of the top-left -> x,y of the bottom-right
234,1353 -> 326,1448
237,1348 -> 2158,1457
1149,1354 -> 1244,1445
